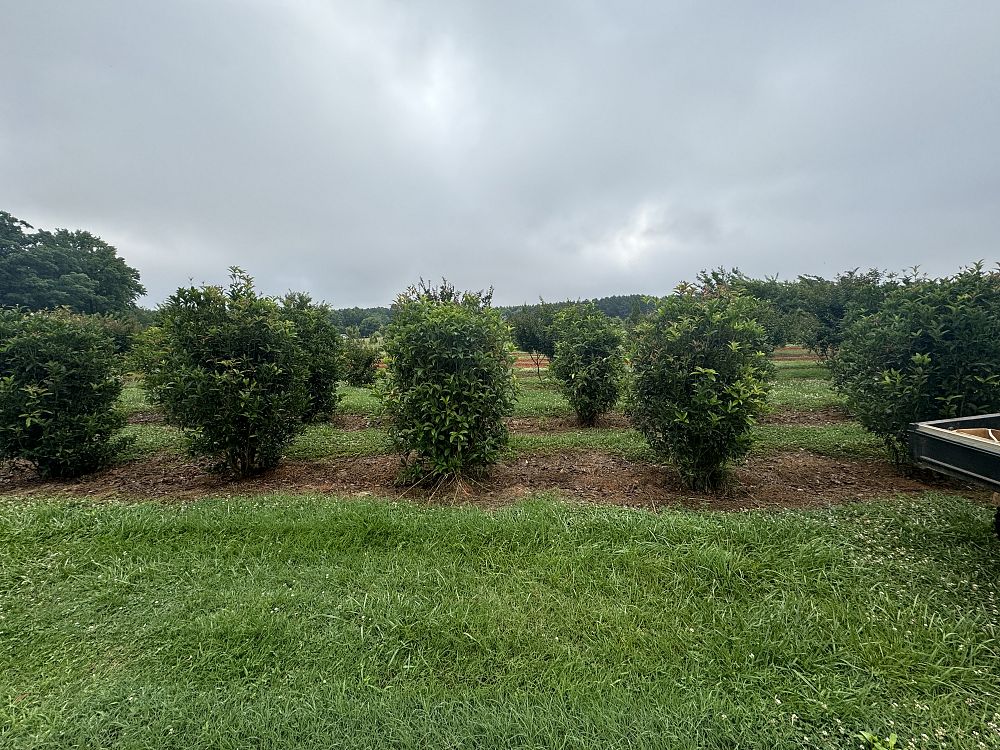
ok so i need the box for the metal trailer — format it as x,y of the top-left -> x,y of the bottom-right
908,414 -> 1000,538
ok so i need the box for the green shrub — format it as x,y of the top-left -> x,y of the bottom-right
797,269 -> 897,358
280,292 -> 342,421
137,269 -> 309,477
508,301 -> 558,375
629,285 -> 773,491
696,268 -> 800,348
0,309 -> 126,477
342,333 -> 381,387
832,263 -> 1000,462
94,313 -> 143,354
549,303 -> 624,426
381,280 -> 517,482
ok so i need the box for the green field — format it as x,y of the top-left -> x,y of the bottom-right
1,495 -> 997,749
115,375 -> 869,463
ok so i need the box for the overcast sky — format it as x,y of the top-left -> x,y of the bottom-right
2,1 -> 998,308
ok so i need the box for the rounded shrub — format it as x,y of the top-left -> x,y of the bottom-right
0,308 -> 127,477
549,303 -> 624,426
342,333 -> 381,387
629,285 -> 773,491
381,280 -> 517,483
137,269 -> 309,477
831,263 -> 1000,463
280,292 -> 342,421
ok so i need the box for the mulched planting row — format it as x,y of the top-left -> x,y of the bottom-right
0,448 -> 964,511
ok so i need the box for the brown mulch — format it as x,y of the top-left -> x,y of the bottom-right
772,347 -> 818,362
0,449 -> 959,511
126,410 -> 165,425
331,413 -> 377,431
506,414 -> 632,432
760,407 -> 850,426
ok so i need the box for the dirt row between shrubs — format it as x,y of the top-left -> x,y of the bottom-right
0,449 -> 962,511
132,403 -> 850,431
328,410 -> 849,432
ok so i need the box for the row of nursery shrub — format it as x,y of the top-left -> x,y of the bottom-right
5,263 -> 996,491
370,279 -> 773,492
0,269 -> 381,479
831,262 -> 1000,462
0,271 -> 773,491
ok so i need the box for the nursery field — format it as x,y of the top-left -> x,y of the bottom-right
0,356 -> 938,506
2,354 -> 1000,749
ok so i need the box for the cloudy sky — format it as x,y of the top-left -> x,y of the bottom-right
2,1 -> 998,307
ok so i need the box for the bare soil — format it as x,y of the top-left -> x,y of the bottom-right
506,414 -> 632,432
126,410 -> 165,425
331,413 -> 378,430
760,407 -> 850,426
772,346 -> 819,361
0,449 -> 966,511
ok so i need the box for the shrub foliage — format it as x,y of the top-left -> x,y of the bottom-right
138,269 -> 309,477
549,303 -> 624,426
342,333 -> 381,387
508,301 -> 558,375
381,280 -> 517,482
832,263 -> 1000,462
629,286 -> 773,491
0,309 -> 126,477
796,269 -> 897,358
280,292 -> 342,421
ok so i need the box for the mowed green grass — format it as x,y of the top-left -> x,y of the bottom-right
774,359 -> 832,380
118,383 -> 153,416
0,494 -> 997,749
121,362 -> 837,425
769,379 -> 844,411
121,420 -> 884,464
120,378 -> 876,464
114,373 -> 869,465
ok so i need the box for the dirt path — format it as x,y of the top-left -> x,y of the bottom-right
760,407 -> 850,426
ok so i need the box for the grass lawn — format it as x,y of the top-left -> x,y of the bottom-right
1,494 -> 997,749
118,420 -> 885,464
770,379 -> 844,412
774,360 -> 832,381
339,386 -> 382,416
120,372 -> 841,426
118,383 -> 153,416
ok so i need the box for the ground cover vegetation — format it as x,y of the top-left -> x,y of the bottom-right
1,495 -> 998,749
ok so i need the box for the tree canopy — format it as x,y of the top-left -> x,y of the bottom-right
0,211 -> 146,313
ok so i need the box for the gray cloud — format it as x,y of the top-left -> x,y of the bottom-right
2,1 -> 998,307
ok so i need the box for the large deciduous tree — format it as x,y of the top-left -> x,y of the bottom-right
0,211 -> 146,313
